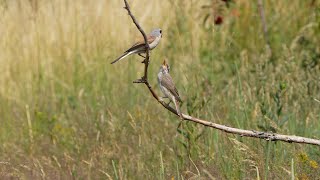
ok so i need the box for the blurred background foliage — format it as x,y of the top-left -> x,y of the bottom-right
0,0 -> 319,179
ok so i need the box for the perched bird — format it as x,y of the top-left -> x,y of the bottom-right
157,60 -> 183,119
111,28 -> 162,64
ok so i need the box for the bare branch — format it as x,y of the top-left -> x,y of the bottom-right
122,0 -> 320,147
257,0 -> 271,51
182,115 -> 320,146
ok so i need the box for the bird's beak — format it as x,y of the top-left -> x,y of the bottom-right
162,59 -> 166,66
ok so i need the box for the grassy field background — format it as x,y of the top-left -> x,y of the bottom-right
0,0 -> 319,179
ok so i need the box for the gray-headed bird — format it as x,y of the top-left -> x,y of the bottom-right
111,28 -> 162,64
157,60 -> 183,119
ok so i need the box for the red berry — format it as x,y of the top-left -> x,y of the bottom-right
214,16 -> 223,25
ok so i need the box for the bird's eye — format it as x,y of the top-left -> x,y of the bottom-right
160,30 -> 162,34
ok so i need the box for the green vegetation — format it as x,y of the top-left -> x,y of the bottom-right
0,0 -> 319,179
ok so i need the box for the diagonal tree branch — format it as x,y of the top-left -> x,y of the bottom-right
122,0 -> 320,146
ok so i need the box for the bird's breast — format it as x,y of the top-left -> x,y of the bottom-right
149,36 -> 161,50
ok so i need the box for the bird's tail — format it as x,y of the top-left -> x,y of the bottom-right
173,98 -> 183,119
110,51 -> 133,64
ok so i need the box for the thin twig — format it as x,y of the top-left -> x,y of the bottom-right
257,0 -> 271,50
122,0 -> 320,146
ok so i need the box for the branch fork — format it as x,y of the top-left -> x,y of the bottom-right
133,77 -> 147,84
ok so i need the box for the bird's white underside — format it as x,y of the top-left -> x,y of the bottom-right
149,36 -> 161,50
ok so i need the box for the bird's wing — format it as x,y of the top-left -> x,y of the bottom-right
125,35 -> 156,53
161,74 -> 182,102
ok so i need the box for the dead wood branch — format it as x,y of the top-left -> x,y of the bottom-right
122,0 -> 320,146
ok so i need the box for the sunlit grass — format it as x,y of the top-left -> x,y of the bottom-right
0,0 -> 319,179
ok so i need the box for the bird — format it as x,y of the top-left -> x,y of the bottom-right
157,60 -> 183,119
111,28 -> 162,64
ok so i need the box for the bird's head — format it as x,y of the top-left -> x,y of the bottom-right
160,59 -> 170,73
150,28 -> 162,38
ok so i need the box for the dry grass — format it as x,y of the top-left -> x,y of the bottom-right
0,0 -> 319,179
